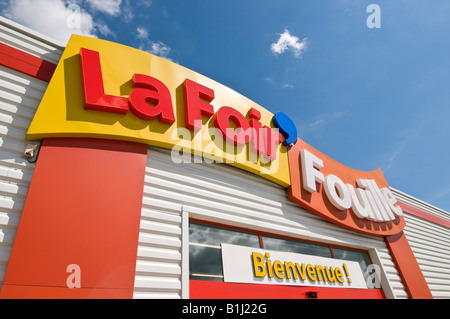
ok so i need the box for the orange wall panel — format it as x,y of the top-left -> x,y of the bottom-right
385,231 -> 433,299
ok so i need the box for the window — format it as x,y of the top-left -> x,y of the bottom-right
189,221 -> 375,288
332,247 -> 374,288
262,235 -> 332,258
189,222 -> 260,281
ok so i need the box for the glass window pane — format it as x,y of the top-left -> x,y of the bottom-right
189,245 -> 223,281
262,236 -> 332,258
332,248 -> 371,270
189,222 -> 260,247
332,247 -> 374,289
189,222 -> 260,281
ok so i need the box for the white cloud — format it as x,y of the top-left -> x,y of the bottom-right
271,29 -> 307,58
96,23 -> 114,37
148,41 -> 172,59
384,147 -> 402,172
136,27 -> 148,40
2,0 -> 99,44
135,27 -> 174,62
282,83 -> 294,89
86,0 -> 121,16
121,0 -> 134,23
85,0 -> 133,22
138,0 -> 152,7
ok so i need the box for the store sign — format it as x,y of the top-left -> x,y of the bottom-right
288,139 -> 405,236
78,47 -> 294,163
26,35 -> 291,187
221,244 -> 367,289
26,35 -> 405,236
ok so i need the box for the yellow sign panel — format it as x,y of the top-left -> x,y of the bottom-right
26,35 -> 290,187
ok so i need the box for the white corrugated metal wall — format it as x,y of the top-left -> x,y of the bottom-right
0,17 -> 64,290
134,147 -> 409,299
392,189 -> 450,299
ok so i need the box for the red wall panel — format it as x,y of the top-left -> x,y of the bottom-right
0,138 -> 147,298
190,280 -> 384,299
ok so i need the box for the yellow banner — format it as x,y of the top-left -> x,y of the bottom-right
27,35 -> 290,187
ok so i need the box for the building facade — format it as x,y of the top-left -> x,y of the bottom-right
0,16 -> 449,299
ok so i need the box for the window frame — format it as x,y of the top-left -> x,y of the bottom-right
188,218 -> 378,284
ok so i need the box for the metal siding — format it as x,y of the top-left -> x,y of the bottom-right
391,188 -> 450,299
0,17 -> 64,64
0,20 -> 62,290
133,156 -> 183,299
392,188 -> 450,222
135,147 -> 407,298
0,68 -> 41,290
401,212 -> 450,299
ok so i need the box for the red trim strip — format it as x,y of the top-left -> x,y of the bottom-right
190,280 -> 384,299
0,43 -> 57,82
385,231 -> 433,299
399,201 -> 450,229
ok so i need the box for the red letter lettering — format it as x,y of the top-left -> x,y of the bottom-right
79,48 -> 128,114
248,108 -> 263,154
128,74 -> 175,124
260,126 -> 283,161
213,106 -> 251,145
248,108 -> 282,161
183,79 -> 215,131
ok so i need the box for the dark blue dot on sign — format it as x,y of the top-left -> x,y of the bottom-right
272,112 -> 297,146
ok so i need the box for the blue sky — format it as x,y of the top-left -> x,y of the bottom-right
2,0 -> 450,212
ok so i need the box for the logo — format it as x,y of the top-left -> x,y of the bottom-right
288,140 -> 405,236
26,35 -> 291,187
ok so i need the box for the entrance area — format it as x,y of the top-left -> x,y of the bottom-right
188,220 -> 384,299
